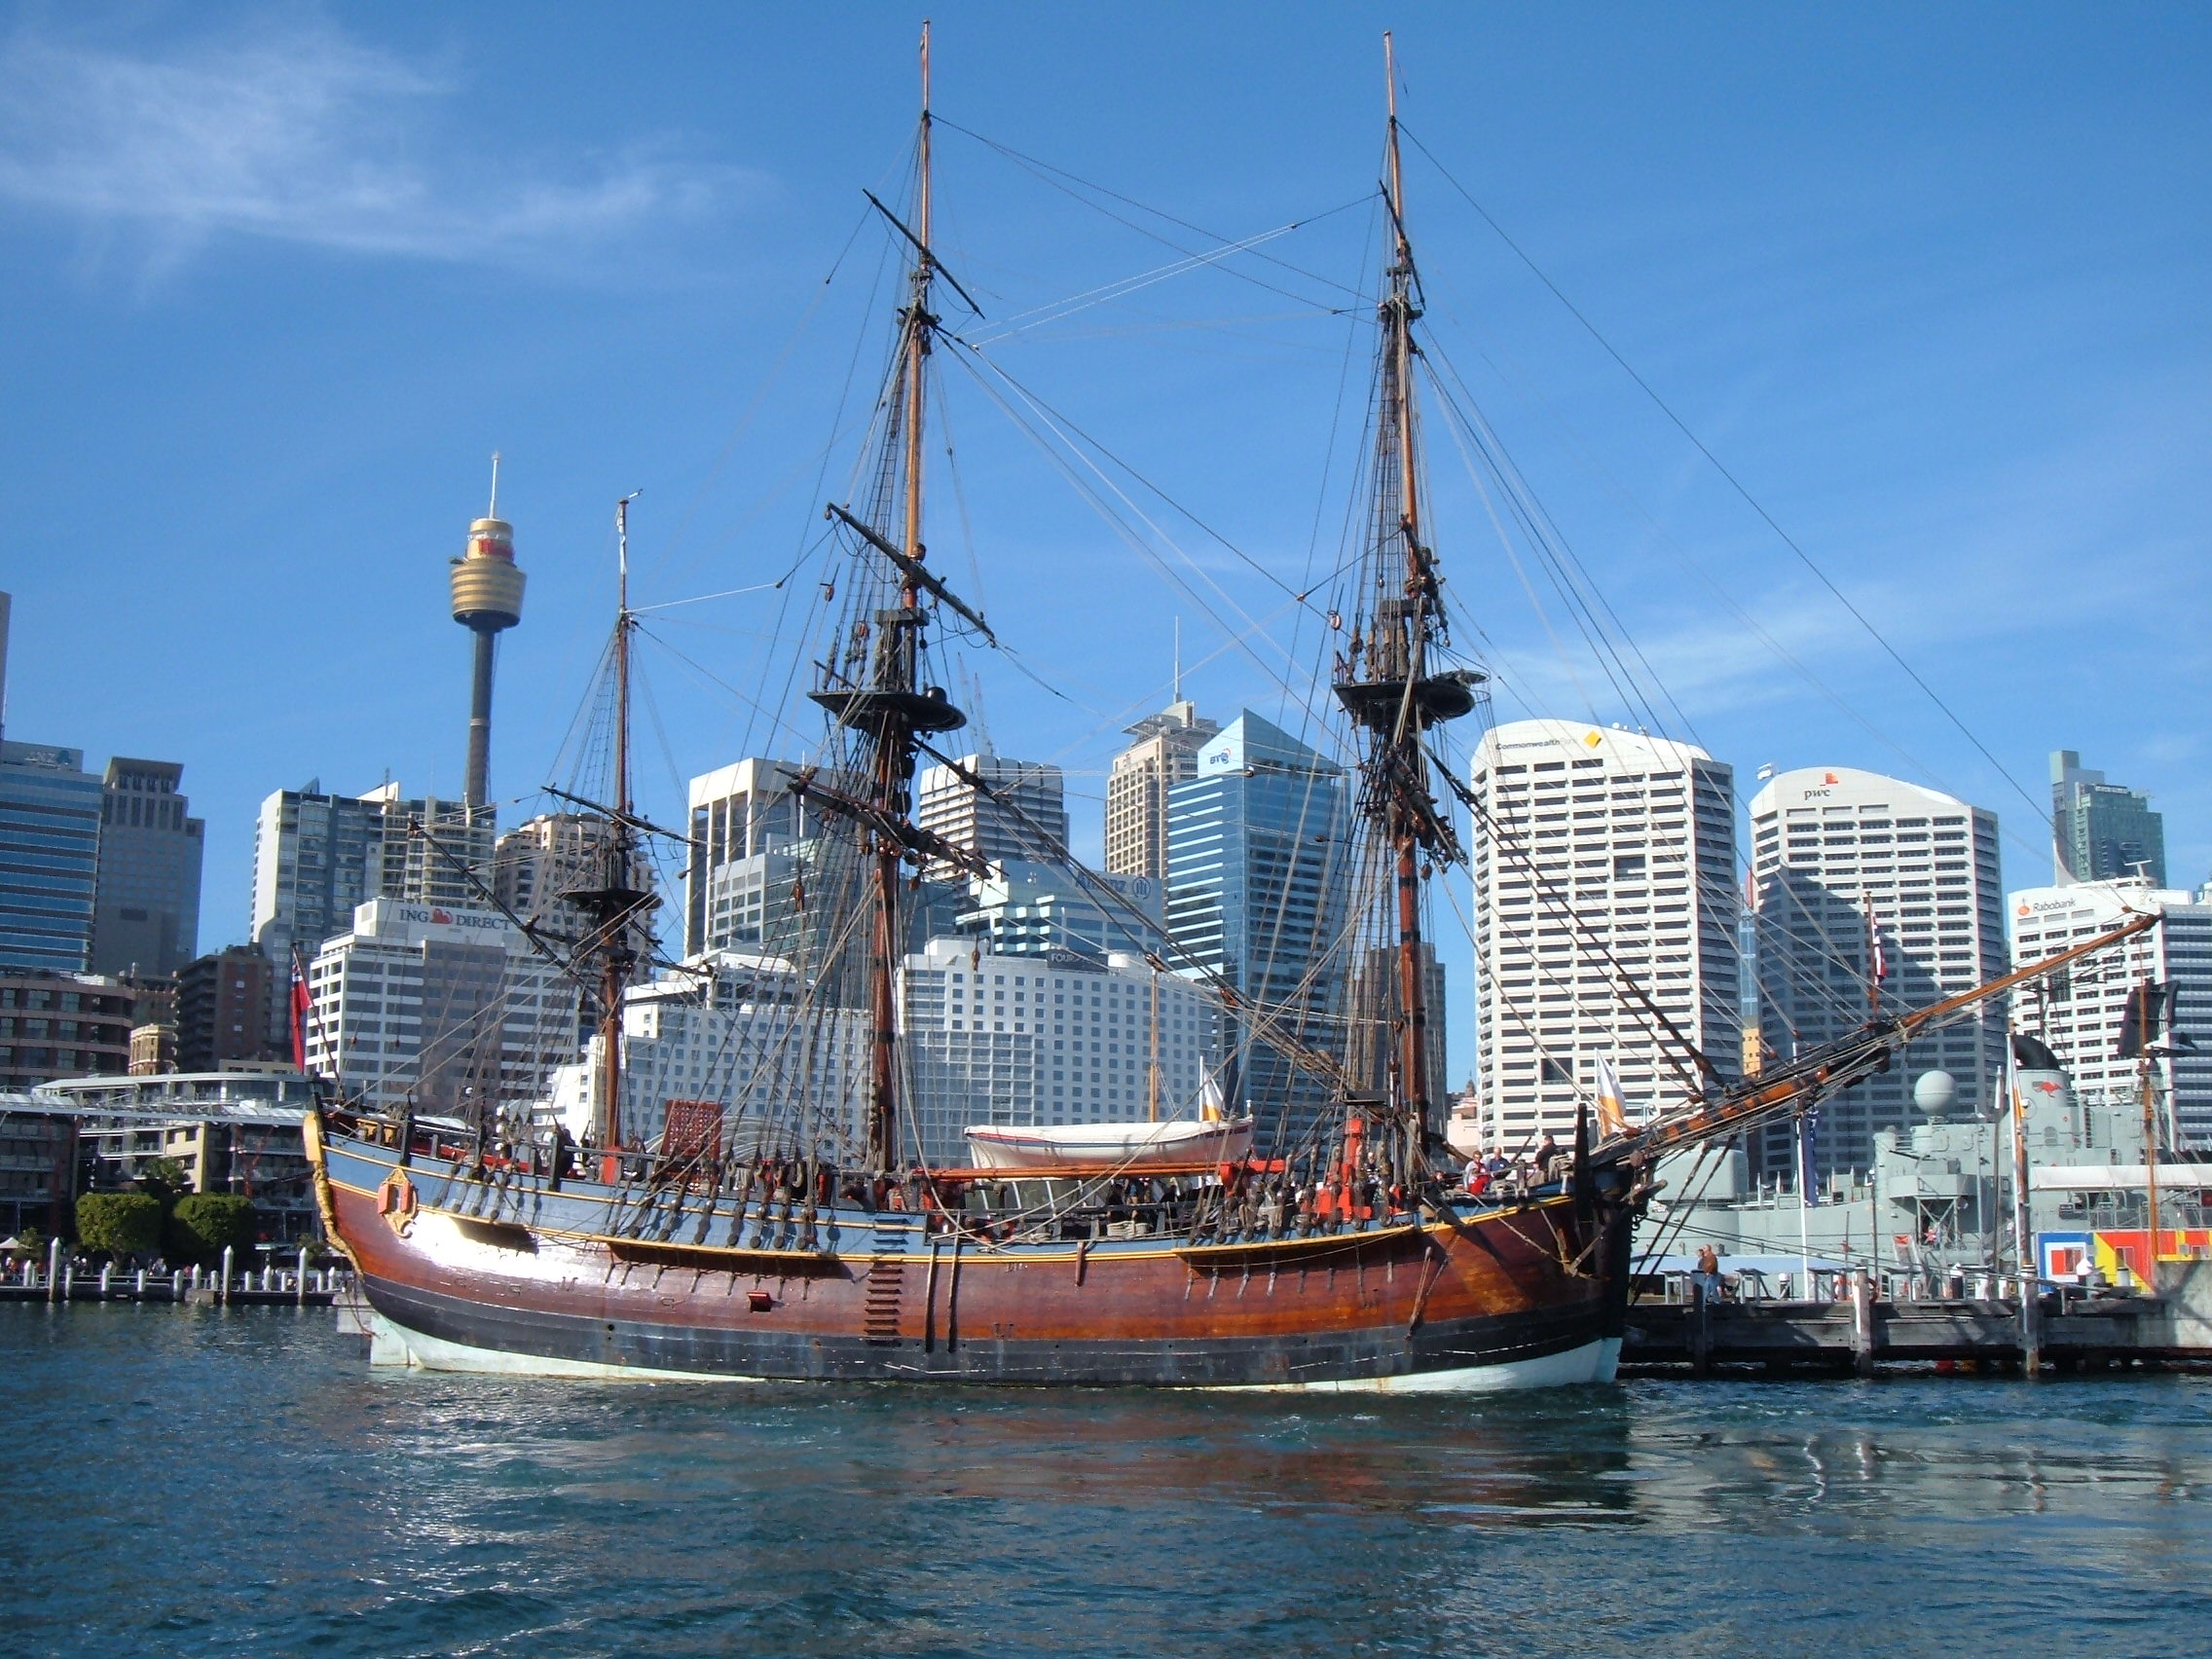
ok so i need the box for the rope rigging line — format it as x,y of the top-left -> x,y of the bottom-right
1396,121 -> 2048,828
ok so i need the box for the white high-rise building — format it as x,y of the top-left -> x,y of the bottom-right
2009,879 -> 2212,1147
1106,698 -> 1218,879
545,950 -> 869,1159
682,758 -> 831,957
1750,767 -> 2006,1180
1469,721 -> 1740,1154
916,752 -> 1068,879
304,899 -> 569,1121
899,938 -> 1220,1165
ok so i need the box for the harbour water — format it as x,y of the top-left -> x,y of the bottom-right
9,1307 -> 2211,1658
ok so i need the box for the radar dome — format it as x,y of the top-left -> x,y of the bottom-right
1913,1069 -> 1958,1120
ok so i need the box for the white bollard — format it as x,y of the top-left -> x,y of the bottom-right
136,1269 -> 148,1297
100,1265 -> 111,1296
297,1246 -> 310,1307
220,1245 -> 234,1306
47,1236 -> 62,1304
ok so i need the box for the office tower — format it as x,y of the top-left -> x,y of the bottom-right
1164,711 -> 1347,1147
1468,721 -> 1741,1156
900,937 -> 1220,1165
174,944 -> 281,1072
0,743 -> 101,975
1749,766 -> 2005,1179
0,596 -> 101,972
2051,751 -> 2165,887
450,468 -> 526,809
684,758 -> 827,957
683,756 -> 956,980
1106,697 -> 1218,879
250,782 -> 493,962
90,758 -> 203,977
0,968 -> 139,1088
2010,878 -> 2212,1147
303,898 -> 568,1121
916,751 -> 1069,876
953,858 -> 1163,961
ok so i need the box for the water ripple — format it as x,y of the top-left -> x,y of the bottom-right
6,1306 -> 2212,1658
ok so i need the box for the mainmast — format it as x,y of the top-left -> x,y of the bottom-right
811,20 -> 973,1176
1334,33 -> 1482,1187
565,492 -> 653,1181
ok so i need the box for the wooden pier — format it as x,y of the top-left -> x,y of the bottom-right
0,1255 -> 345,1309
1626,1262 -> 2212,1376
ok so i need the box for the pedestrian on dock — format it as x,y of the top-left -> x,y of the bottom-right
1693,1243 -> 1721,1301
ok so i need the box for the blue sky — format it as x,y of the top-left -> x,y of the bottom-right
2,3 -> 2206,1078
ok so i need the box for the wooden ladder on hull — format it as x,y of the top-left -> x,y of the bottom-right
864,1223 -> 904,1346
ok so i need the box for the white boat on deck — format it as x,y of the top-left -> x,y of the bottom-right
962,1117 -> 1254,1170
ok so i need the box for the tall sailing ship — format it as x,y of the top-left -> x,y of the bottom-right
307,32 -> 2152,1389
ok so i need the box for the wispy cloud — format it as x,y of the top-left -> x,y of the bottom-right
0,18 -> 763,275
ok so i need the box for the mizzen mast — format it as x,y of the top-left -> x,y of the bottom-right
1334,32 -> 1482,1187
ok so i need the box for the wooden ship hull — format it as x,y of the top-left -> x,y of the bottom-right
312,1115 -> 1638,1390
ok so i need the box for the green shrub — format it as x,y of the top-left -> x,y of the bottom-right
166,1195 -> 257,1266
75,1193 -> 164,1264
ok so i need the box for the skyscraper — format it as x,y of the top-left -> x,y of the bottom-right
1106,697 -> 1218,879
91,758 -> 203,977
1750,766 -> 2005,1179
2051,750 -> 2166,887
684,758 -> 829,957
0,742 -> 101,974
916,751 -> 1069,876
250,782 -> 493,963
1468,721 -> 1740,1155
0,591 -> 102,974
1164,711 -> 1347,1147
2009,878 -> 2212,1147
952,858 -> 1163,961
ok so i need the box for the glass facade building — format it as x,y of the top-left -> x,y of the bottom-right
1164,711 -> 1347,1151
2051,750 -> 2165,887
0,740 -> 103,973
91,757 -> 203,977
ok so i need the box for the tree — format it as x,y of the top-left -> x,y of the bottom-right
166,1195 -> 257,1266
75,1193 -> 164,1264
132,1158 -> 191,1206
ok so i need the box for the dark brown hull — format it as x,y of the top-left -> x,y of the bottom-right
313,1118 -> 1633,1390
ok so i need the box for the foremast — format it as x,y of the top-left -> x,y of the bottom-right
808,21 -> 976,1177
1334,34 -> 1482,1189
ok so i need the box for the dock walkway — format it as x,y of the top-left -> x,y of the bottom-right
1623,1292 -> 2186,1374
